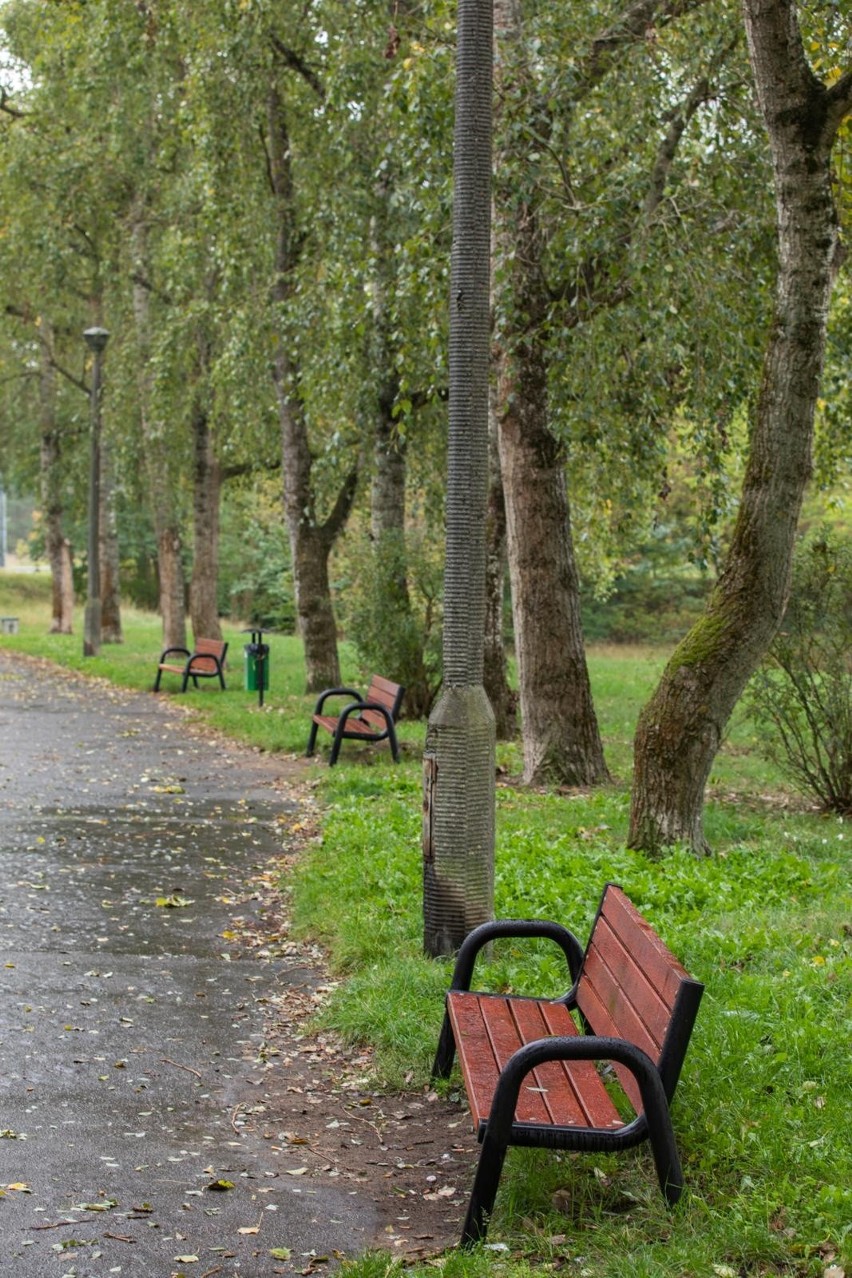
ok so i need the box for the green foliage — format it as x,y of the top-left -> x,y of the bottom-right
335,529 -> 443,718
747,529 -> 852,813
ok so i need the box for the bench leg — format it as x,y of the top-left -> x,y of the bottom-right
387,721 -> 401,763
431,1010 -> 456,1080
153,668 -> 163,692
328,723 -> 346,766
181,672 -> 190,693
306,720 -> 319,757
460,1131 -> 508,1247
647,1119 -> 684,1206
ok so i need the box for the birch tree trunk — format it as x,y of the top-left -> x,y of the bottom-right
484,398 -> 517,740
493,0 -> 608,785
268,85 -> 356,693
188,356 -> 222,642
629,0 -> 852,853
131,208 -> 187,651
38,325 -> 74,634
99,436 -> 123,644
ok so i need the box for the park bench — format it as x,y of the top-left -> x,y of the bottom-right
432,882 -> 704,1246
306,675 -> 405,766
153,638 -> 228,693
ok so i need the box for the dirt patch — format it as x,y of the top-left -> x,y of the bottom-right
223,765 -> 480,1264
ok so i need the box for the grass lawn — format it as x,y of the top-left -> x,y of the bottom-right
1,571 -> 849,1278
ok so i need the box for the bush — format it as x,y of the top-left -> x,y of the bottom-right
747,529 -> 852,812
337,530 -> 443,719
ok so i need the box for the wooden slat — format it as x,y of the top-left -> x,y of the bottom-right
537,1002 -> 623,1129
580,939 -> 668,1060
368,675 -> 402,708
601,887 -> 689,1004
447,992 -> 507,1128
575,886 -> 695,1115
476,998 -> 552,1124
449,993 -> 623,1133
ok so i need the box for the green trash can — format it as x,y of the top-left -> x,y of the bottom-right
243,631 -> 270,694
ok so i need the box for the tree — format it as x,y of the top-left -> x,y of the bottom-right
490,0 -> 760,788
629,0 -> 852,853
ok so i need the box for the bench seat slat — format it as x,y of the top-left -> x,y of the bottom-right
448,992 -> 623,1133
312,714 -> 380,737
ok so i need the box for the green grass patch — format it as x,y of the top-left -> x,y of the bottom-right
1,571 -> 849,1277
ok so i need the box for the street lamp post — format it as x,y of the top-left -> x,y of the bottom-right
82,326 -> 109,657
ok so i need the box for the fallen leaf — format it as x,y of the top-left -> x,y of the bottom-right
238,1226 -> 260,1236
206,1179 -> 235,1191
270,1248 -> 292,1260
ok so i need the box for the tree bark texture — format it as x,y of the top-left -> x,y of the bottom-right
268,86 -> 356,693
99,435 -> 123,644
484,396 -> 517,740
38,328 -> 74,635
628,0 -> 852,853
189,360 -> 223,642
130,207 -> 187,651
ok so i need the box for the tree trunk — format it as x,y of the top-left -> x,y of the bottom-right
267,85 -> 356,694
189,388 -> 222,642
484,396 -> 517,739
38,332 -> 74,635
628,0 -> 852,853
130,207 -> 187,651
496,330 -> 609,785
99,435 -> 123,644
493,0 -> 609,787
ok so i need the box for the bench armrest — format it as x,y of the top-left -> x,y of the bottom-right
448,919 -> 585,996
488,1034 -> 668,1142
311,686 -> 363,715
159,646 -> 191,663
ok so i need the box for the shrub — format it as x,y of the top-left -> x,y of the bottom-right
747,529 -> 852,812
337,530 -> 442,719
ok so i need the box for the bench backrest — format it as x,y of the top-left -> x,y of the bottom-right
192,638 -> 228,674
360,676 -> 404,729
576,883 -> 703,1112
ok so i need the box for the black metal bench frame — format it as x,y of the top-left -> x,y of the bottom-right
432,883 -> 704,1246
306,676 -> 404,766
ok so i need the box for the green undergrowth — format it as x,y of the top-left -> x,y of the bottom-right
1,573 -> 850,1277
296,766 -> 851,1278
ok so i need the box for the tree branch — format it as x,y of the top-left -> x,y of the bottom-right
826,67 -> 852,136
269,34 -> 325,100
0,88 -> 27,119
321,465 -> 359,545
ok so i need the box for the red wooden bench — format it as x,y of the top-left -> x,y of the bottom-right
305,675 -> 405,766
153,638 -> 228,693
432,882 -> 704,1246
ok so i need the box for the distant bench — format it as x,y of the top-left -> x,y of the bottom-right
306,675 -> 405,765
432,882 -> 704,1246
153,638 -> 228,693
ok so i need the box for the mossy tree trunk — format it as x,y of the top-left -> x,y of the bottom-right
629,0 -> 852,854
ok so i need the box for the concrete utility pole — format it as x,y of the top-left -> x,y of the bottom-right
422,0 -> 495,957
82,327 -> 109,658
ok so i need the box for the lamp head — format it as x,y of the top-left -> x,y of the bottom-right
83,327 -> 110,353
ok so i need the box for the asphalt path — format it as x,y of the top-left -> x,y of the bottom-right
0,650 -> 384,1276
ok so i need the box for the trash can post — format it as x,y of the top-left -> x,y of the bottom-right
242,629 -> 270,707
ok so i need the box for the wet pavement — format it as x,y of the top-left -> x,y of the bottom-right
0,651 -> 385,1276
